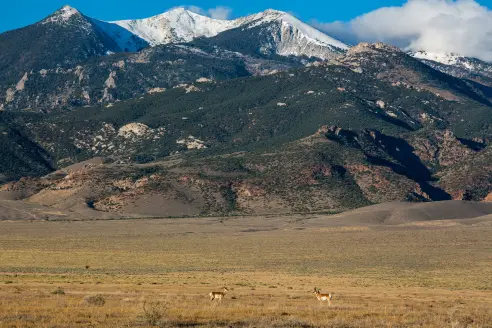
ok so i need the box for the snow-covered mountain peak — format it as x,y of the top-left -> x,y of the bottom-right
43,5 -> 81,24
236,10 -> 348,52
152,7 -> 197,21
237,9 -> 286,25
57,5 -> 80,17
61,5 -> 78,12
110,7 -> 236,46
260,9 -> 288,17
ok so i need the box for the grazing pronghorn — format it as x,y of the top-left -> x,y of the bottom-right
313,287 -> 333,306
209,287 -> 229,303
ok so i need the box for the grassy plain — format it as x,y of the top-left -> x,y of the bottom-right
0,213 -> 491,327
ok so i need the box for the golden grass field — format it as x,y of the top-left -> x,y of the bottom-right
0,209 -> 491,327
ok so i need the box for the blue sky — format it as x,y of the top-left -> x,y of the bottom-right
0,0 -> 426,33
3,1 -> 492,61
3,0 -> 492,44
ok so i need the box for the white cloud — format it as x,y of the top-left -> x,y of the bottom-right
313,0 -> 492,61
185,5 -> 232,20
311,20 -> 360,46
185,6 -> 207,15
208,6 -> 232,20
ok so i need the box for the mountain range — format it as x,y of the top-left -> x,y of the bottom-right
2,6 -> 492,217
2,5 -> 490,113
0,6 -> 350,113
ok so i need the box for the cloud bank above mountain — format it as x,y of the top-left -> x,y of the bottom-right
313,0 -> 492,61
185,5 -> 232,20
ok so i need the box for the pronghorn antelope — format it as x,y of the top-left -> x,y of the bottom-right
209,287 -> 229,303
313,287 -> 333,306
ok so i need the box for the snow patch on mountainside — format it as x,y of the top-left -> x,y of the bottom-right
411,51 -> 461,66
410,50 -> 492,73
410,50 -> 492,81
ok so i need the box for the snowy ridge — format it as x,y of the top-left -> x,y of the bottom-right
111,8 -> 236,46
38,6 -> 348,59
102,7 -> 347,58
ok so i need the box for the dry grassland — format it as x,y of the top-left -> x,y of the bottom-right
0,215 -> 491,327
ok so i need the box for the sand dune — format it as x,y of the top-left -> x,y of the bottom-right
1,198 -> 492,229
313,201 -> 492,226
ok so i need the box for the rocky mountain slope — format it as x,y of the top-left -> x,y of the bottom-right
3,43 -> 492,216
2,4 -> 492,217
0,6 -> 137,85
0,114 -> 54,181
343,43 -> 492,106
0,45 -> 260,113
410,50 -> 492,91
